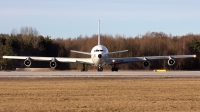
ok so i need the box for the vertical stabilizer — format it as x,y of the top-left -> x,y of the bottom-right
98,20 -> 100,45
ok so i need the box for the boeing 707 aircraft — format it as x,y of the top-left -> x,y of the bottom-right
3,20 -> 196,71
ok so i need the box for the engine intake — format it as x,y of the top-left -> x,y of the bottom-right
24,59 -> 31,67
50,61 -> 57,69
143,61 -> 150,68
168,59 -> 175,66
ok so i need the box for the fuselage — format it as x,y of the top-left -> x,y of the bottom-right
91,45 -> 109,67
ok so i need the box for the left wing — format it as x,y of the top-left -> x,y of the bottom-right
107,55 -> 196,64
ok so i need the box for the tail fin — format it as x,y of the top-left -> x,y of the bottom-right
98,20 -> 100,45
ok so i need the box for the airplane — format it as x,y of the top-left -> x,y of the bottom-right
3,20 -> 196,72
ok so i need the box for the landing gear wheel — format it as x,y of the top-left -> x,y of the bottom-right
111,67 -> 118,72
81,68 -> 87,72
111,64 -> 118,72
98,67 -> 103,72
81,64 -> 87,72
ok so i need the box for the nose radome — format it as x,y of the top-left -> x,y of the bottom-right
98,54 -> 102,58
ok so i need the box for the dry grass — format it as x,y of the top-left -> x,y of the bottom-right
0,77 -> 200,112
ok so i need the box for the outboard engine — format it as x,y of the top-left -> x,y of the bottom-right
168,59 -> 175,66
50,61 -> 57,69
24,59 -> 31,67
143,61 -> 150,68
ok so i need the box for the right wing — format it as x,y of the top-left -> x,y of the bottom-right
3,56 -> 93,64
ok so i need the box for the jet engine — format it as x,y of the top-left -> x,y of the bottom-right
24,59 -> 31,67
168,58 -> 175,66
143,61 -> 150,68
50,61 -> 57,69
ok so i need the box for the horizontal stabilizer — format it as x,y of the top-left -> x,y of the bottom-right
70,50 -> 91,55
107,50 -> 128,55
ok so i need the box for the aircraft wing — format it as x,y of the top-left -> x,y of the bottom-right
3,56 -> 93,64
56,57 -> 93,64
107,55 -> 196,64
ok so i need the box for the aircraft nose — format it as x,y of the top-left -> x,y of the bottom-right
98,54 -> 102,58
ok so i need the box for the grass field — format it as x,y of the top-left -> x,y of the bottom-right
0,77 -> 200,112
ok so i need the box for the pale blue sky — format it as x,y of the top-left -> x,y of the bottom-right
0,0 -> 200,38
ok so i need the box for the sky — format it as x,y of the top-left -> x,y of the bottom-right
0,0 -> 200,38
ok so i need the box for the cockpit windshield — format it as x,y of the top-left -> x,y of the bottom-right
95,50 -> 104,52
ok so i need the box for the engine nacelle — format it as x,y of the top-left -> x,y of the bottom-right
143,61 -> 150,68
50,61 -> 57,69
24,59 -> 31,67
168,59 -> 175,66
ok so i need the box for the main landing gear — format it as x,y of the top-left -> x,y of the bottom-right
111,64 -> 118,72
81,64 -> 87,72
98,66 -> 103,72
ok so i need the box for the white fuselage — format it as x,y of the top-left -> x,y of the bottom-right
91,45 -> 109,67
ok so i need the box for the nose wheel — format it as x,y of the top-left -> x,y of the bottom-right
98,66 -> 103,72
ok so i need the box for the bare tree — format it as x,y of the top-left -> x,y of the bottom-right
20,26 -> 39,36
11,29 -> 18,36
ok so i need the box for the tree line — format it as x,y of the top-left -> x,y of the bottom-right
0,27 -> 200,70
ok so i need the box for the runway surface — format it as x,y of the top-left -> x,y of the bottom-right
0,71 -> 200,78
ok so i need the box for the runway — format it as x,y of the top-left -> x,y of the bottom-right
0,71 -> 200,78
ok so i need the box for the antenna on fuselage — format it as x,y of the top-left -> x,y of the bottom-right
98,20 -> 100,45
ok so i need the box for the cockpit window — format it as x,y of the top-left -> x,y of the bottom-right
94,50 -> 104,52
